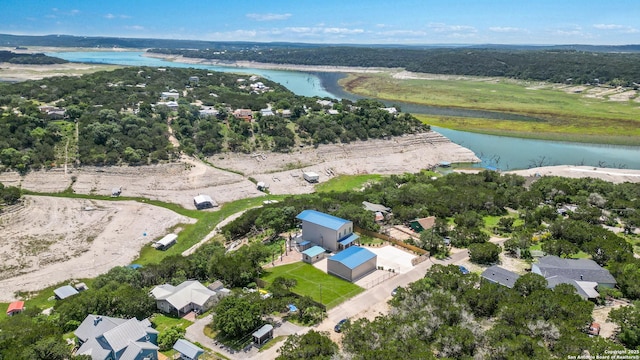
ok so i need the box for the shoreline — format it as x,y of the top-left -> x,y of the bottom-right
142,52 -> 398,74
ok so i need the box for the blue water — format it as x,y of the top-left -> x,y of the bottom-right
50,51 -> 640,170
49,51 -> 335,98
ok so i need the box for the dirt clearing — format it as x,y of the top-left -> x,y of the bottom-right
0,195 -> 194,301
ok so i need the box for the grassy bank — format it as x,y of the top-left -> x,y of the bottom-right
341,73 -> 640,144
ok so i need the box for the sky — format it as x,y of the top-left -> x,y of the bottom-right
1,0 -> 639,45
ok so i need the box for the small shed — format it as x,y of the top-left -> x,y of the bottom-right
74,282 -> 89,292
298,240 -> 312,251
303,171 -> 319,183
194,195 -> 217,210
302,246 -> 326,264
173,338 -> 204,360
6,301 -> 24,316
54,285 -> 79,300
252,324 -> 274,345
155,234 -> 178,250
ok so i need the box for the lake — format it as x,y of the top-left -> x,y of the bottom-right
50,51 -> 640,170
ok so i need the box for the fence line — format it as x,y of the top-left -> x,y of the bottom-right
355,225 -> 428,255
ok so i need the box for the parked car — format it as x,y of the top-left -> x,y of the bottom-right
334,319 -> 348,333
391,287 -> 400,296
458,265 -> 470,275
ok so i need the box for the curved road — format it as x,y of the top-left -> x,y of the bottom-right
185,248 -> 470,359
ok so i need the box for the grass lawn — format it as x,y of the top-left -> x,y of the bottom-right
315,174 -> 383,193
26,190 -> 287,265
261,262 -> 364,309
150,313 -> 192,332
341,72 -> 640,145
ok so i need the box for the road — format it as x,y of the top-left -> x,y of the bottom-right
185,247 -> 470,359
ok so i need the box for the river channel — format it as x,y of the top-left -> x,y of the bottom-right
50,51 -> 640,170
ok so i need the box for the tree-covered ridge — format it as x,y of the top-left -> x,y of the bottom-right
0,66 -> 427,171
341,264 -> 624,359
150,47 -> 640,86
223,171 -> 640,300
0,50 -> 68,65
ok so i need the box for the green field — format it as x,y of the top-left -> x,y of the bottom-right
261,262 -> 364,309
315,174 -> 383,193
341,73 -> 640,145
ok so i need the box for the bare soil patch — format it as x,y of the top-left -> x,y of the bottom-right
210,132 -> 479,196
507,165 -> 640,184
0,195 -> 194,301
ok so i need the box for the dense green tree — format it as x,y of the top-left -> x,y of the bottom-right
609,301 -> 640,349
469,242 -> 502,264
213,294 -> 262,338
277,331 -> 337,360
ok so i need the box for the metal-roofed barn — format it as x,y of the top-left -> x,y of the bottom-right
327,246 -> 377,282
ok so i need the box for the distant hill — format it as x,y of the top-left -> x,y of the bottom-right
0,50 -> 67,64
1,33 -> 639,52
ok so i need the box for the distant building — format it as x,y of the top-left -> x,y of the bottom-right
154,234 -> 177,251
6,301 -> 24,316
326,109 -> 340,115
233,109 -> 253,122
327,246 -> 377,282
74,314 -> 159,360
381,107 -> 398,114
260,108 -> 275,117
194,194 -> 217,209
199,108 -> 219,118
54,285 -> 79,300
481,265 -> 520,288
188,76 -> 199,85
161,91 -> 180,100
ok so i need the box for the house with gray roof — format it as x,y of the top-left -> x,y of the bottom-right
74,314 -> 158,360
173,339 -> 204,360
54,285 -> 79,300
545,275 -> 600,299
481,265 -> 521,288
531,255 -> 617,288
151,280 -> 227,316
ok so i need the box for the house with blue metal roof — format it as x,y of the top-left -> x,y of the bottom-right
296,210 -> 357,252
327,246 -> 377,282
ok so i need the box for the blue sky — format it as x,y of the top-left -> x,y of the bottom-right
1,0 -> 638,45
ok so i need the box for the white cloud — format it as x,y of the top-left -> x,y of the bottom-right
489,26 -> 525,33
429,22 -> 477,33
246,13 -> 292,21
125,25 -> 145,31
105,13 -> 131,20
378,30 -> 427,37
284,27 -> 364,35
206,30 -> 258,40
593,24 -> 638,33
69,9 -> 80,15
